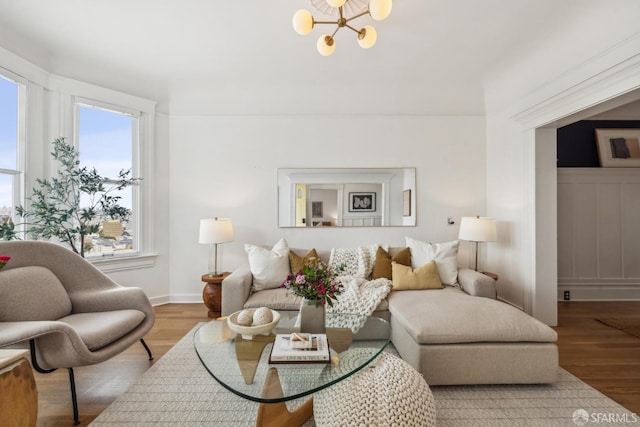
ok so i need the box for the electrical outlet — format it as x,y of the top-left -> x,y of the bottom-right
563,291 -> 570,301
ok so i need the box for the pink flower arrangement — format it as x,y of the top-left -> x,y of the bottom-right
281,257 -> 344,307
0,255 -> 10,270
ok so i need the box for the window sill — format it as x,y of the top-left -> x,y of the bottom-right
90,253 -> 157,273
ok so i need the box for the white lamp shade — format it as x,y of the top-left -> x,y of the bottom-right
292,9 -> 314,35
317,35 -> 336,56
458,217 -> 497,242
199,218 -> 234,244
369,0 -> 392,21
357,25 -> 377,48
326,0 -> 347,7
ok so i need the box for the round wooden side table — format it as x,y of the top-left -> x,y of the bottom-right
202,272 -> 230,318
0,349 -> 38,427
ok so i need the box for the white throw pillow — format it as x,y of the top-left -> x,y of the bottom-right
405,237 -> 459,286
245,238 -> 290,292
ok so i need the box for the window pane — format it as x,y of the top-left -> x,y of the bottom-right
0,174 -> 13,221
0,76 -> 18,170
78,105 -> 135,256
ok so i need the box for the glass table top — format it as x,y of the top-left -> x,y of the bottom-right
193,311 -> 391,403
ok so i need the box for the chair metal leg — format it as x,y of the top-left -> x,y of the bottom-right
140,338 -> 153,360
29,340 -> 79,425
67,368 -> 80,426
29,339 -> 57,374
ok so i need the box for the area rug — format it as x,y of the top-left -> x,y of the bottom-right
596,317 -> 640,339
90,324 -> 635,427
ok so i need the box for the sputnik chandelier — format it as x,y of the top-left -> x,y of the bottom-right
292,0 -> 393,56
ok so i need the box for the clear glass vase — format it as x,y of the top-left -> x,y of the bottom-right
300,298 -> 326,334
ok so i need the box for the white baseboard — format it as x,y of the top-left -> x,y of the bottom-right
167,294 -> 204,304
149,295 -> 171,306
558,280 -> 640,301
150,295 -> 205,306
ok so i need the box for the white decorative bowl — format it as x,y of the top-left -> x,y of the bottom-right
227,309 -> 281,340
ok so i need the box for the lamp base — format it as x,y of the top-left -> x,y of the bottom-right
206,272 -> 224,278
474,241 -> 479,271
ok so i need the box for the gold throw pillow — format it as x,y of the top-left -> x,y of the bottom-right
391,260 -> 443,291
289,248 -> 319,274
372,246 -> 411,280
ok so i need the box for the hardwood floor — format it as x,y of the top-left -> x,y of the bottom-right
32,302 -> 640,426
555,301 -> 640,415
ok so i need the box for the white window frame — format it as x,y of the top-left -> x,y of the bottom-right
73,99 -> 141,259
0,67 -> 27,229
69,94 -> 155,272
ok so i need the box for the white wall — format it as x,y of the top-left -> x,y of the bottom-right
485,115 -> 531,310
168,115 -> 487,302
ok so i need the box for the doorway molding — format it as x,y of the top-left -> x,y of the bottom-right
494,39 -> 640,325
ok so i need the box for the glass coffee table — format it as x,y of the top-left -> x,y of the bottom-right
194,311 -> 391,427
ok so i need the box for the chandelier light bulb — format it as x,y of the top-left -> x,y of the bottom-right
317,35 -> 336,56
369,0 -> 392,21
357,25 -> 377,48
326,0 -> 347,7
292,9 -> 314,35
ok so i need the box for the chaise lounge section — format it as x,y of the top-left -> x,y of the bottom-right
388,285 -> 558,385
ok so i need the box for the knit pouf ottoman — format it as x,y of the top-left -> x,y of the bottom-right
314,352 -> 436,427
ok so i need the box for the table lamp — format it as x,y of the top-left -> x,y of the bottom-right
458,216 -> 497,271
199,217 -> 234,277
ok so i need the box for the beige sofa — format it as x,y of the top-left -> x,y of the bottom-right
222,247 -> 558,386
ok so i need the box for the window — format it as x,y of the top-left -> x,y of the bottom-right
75,101 -> 139,258
0,72 -> 24,230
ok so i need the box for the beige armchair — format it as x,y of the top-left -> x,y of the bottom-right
0,241 -> 155,425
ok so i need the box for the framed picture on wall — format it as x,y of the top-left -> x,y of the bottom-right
311,201 -> 323,218
349,192 -> 376,212
595,128 -> 640,167
402,189 -> 411,216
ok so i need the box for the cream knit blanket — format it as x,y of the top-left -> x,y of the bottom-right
326,276 -> 392,332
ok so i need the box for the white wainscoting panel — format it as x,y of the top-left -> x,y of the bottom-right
557,168 -> 640,300
341,216 -> 382,227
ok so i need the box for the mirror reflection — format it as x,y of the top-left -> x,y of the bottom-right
278,168 -> 416,227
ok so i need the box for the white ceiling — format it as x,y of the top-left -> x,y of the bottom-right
0,0 -> 638,115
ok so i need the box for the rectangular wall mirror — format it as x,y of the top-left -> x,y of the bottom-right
278,168 -> 416,227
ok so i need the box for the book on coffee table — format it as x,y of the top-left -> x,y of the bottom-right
268,333 -> 330,364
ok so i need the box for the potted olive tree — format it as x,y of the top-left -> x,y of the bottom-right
1,137 -> 139,257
